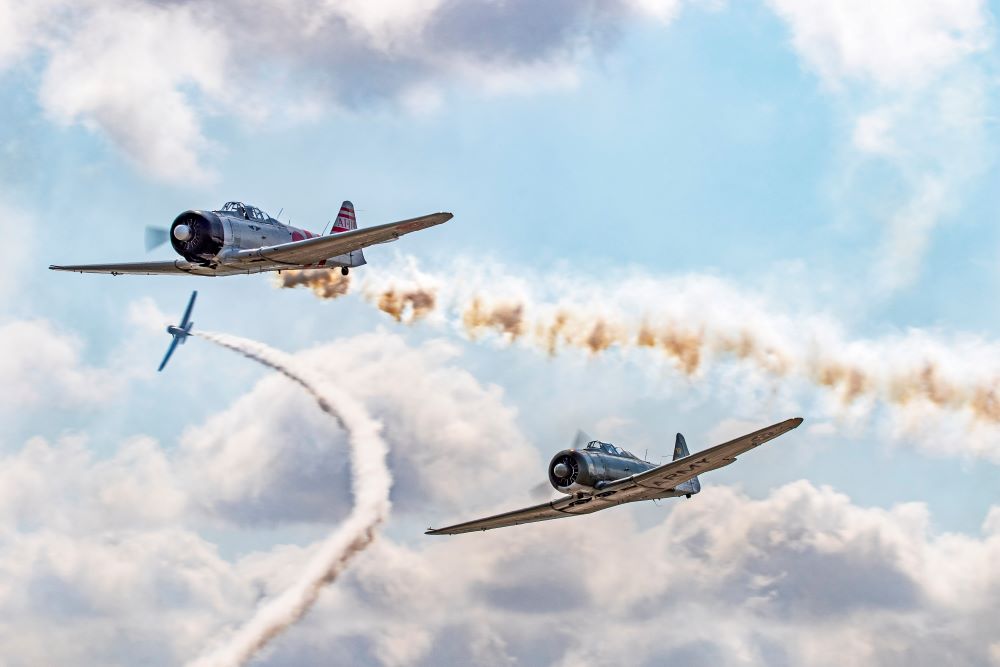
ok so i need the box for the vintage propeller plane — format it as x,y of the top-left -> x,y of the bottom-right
158,291 -> 196,372
426,417 -> 803,535
50,201 -> 452,277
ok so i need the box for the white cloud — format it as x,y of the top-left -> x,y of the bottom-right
0,319 -> 125,413
766,0 -> 995,293
1,0 -> 700,184
255,482 -> 1000,666
180,332 -> 538,525
0,328 -> 995,665
765,0 -> 991,90
37,2 -> 228,184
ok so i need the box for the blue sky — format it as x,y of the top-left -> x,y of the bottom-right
2,1 -> 1000,665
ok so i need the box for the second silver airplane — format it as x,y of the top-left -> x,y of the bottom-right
427,418 -> 803,535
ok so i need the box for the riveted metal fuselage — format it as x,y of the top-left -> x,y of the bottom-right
548,449 -> 659,495
168,208 -> 366,272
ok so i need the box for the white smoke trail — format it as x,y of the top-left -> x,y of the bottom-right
187,331 -> 391,667
277,257 -> 1000,460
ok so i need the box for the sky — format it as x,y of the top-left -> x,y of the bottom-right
1,0 -> 999,665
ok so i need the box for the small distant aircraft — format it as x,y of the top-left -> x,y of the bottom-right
426,417 -> 803,535
159,291 -> 196,372
50,201 -> 452,277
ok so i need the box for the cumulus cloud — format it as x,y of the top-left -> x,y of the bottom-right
0,0 -> 697,184
254,481 -> 1000,666
0,329 -> 996,665
180,331 -> 538,525
0,319 -> 126,414
37,2 -> 228,184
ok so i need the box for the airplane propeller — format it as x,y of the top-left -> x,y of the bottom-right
570,429 -> 593,449
145,226 -> 170,251
528,481 -> 552,500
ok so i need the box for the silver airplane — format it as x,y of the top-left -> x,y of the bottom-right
50,201 -> 452,277
159,290 -> 196,372
426,417 -> 803,535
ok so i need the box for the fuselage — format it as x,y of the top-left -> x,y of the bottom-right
166,324 -> 191,338
169,201 -> 365,275
548,441 -> 657,494
548,439 -> 700,499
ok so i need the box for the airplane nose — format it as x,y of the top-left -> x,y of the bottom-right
553,462 -> 569,478
173,224 -> 192,241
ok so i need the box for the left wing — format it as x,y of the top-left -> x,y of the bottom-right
226,212 -> 453,266
426,494 -> 604,536
158,337 -> 182,372
179,291 -> 197,328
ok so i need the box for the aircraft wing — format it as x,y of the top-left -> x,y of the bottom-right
49,260 -> 216,276
158,336 -> 182,372
425,493 -> 607,536
594,418 -> 803,503
179,291 -> 197,328
227,212 -> 453,266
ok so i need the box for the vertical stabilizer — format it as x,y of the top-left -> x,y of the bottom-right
331,201 -> 357,233
672,433 -> 690,460
673,433 -> 701,495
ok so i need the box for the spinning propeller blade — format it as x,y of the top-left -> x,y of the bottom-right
528,481 -> 553,500
570,429 -> 593,449
145,226 -> 169,252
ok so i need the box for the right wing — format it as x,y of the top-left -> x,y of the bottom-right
425,494 -> 605,536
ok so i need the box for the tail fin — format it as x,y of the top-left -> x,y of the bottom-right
672,433 -> 690,460
673,433 -> 701,495
331,200 -> 357,233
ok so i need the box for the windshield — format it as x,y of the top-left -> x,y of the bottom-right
586,441 -> 636,458
220,202 -> 270,221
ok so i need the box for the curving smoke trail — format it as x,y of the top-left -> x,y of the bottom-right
187,331 -> 391,667
277,260 -> 1000,457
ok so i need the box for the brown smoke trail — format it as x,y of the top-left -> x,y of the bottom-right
377,287 -> 437,323
187,332 -> 391,667
275,269 -> 351,300
274,263 -> 1000,437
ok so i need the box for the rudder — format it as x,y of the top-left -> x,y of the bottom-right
331,201 -> 357,233
673,433 -> 701,495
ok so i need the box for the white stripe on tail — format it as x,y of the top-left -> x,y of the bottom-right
331,201 -> 357,233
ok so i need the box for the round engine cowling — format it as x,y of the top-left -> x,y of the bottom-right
170,211 -> 224,261
548,450 -> 607,494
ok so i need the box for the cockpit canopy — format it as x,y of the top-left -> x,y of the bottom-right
586,440 -> 638,459
218,201 -> 270,221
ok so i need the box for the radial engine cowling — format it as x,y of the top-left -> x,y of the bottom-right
548,449 -> 605,494
170,211 -> 224,261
